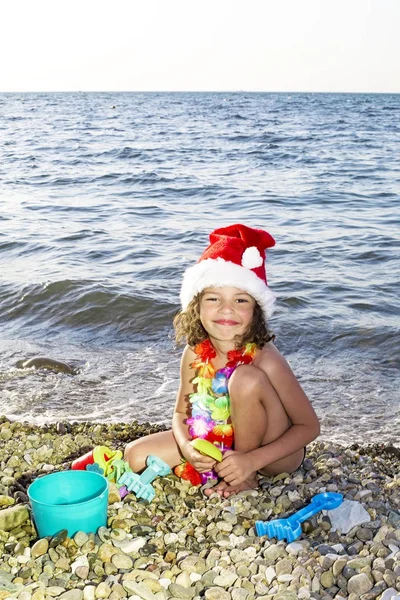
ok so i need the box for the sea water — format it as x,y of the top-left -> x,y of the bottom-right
0,92 -> 398,446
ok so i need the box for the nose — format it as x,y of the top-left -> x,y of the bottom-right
218,299 -> 234,313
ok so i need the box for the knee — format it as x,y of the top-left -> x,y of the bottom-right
229,364 -> 269,406
124,439 -> 147,472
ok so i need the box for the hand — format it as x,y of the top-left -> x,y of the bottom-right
181,440 -> 216,473
215,450 -> 255,486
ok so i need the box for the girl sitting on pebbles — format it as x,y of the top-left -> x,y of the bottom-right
125,224 -> 320,497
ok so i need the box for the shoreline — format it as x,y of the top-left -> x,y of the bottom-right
0,417 -> 399,600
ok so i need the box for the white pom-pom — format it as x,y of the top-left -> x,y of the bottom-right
241,246 -> 263,269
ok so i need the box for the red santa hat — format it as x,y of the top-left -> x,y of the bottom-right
180,224 -> 276,320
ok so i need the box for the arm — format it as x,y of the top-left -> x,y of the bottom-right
172,345 -> 216,472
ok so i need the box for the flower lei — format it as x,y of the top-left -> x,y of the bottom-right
174,339 -> 257,486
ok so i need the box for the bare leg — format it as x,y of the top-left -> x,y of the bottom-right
124,430 -> 183,472
205,364 -> 304,497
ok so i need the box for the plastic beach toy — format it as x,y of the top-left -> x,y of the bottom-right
118,455 -> 171,502
28,470 -> 108,538
71,446 -> 122,476
190,438 -> 223,462
255,492 -> 343,542
107,459 -> 131,484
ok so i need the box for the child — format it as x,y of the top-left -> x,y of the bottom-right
124,224 -> 320,497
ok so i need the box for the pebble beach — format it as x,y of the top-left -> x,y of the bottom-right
0,418 -> 399,600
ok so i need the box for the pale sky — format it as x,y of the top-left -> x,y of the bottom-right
1,0 -> 399,93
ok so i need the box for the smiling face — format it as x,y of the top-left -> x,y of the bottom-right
199,286 -> 256,344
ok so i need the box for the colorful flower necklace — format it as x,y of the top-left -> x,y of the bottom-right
174,339 -> 257,486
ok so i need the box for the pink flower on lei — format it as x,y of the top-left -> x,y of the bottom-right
187,414 -> 214,439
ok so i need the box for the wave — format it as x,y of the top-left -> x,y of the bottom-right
0,280 -> 177,339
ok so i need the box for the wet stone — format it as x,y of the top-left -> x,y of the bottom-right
50,529 -> 68,547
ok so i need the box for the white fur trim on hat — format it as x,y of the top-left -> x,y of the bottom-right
180,258 -> 276,321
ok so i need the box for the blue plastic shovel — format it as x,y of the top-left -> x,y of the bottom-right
255,492 -> 343,542
118,455 -> 171,502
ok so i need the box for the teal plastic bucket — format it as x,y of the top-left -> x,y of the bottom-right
28,470 -> 109,538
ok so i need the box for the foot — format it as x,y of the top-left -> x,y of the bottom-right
204,476 -> 258,498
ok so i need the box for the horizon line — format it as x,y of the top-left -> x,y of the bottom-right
1,89 -> 399,95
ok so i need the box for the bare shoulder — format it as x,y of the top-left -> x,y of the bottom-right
180,344 -> 197,373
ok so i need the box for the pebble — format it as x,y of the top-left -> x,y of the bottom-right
347,572 -> 374,595
263,543 -> 283,561
286,541 -> 306,555
118,537 -> 146,553
122,580 -> 158,599
0,421 -> 398,600
59,591 -> 83,600
111,553 -> 133,570
83,586 -> 96,600
98,543 -> 115,562
205,588 -> 231,600
214,568 -> 238,587
74,531 -> 89,547
31,538 -> 49,558
94,582 -> 111,598
175,572 -> 191,588
75,566 -> 89,579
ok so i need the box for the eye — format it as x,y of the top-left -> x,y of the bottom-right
236,298 -> 250,303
